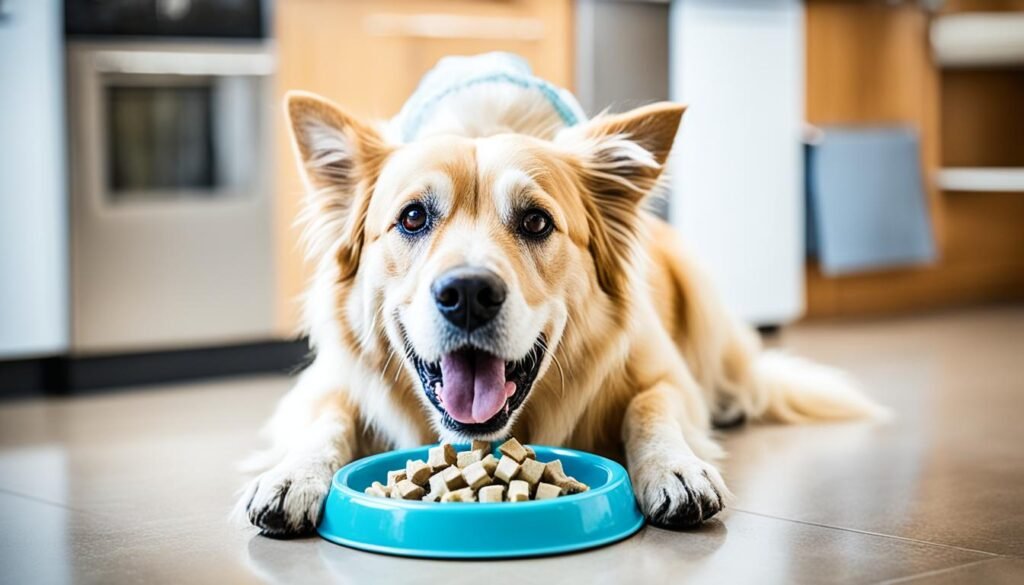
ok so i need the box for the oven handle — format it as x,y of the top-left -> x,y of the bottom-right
91,48 -> 275,77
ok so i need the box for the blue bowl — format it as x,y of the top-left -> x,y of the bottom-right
317,445 -> 644,559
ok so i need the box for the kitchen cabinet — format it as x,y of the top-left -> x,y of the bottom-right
804,0 -> 1024,317
272,0 -> 574,335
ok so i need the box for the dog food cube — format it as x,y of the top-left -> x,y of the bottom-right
471,439 -> 491,455
518,458 -> 546,487
457,449 -> 482,468
395,479 -> 425,500
406,459 -> 432,485
441,487 -> 476,502
481,454 -> 499,475
424,471 -> 450,500
365,482 -> 388,497
461,461 -> 492,490
542,460 -> 567,483
427,444 -> 457,470
534,482 -> 562,500
422,481 -> 448,502
494,456 -> 520,483
387,469 -> 407,488
441,465 -> 468,490
559,477 -> 589,494
478,485 -> 505,503
507,480 -> 530,502
524,445 -> 536,459
498,438 -> 529,462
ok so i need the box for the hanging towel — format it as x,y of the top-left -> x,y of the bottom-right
806,127 -> 937,276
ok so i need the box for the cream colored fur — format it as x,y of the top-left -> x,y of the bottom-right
236,84 -> 887,537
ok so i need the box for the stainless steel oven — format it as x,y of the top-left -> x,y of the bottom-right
66,0 -> 276,353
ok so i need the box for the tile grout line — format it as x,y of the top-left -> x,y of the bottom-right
872,557 -> 1005,585
0,486 -> 89,514
731,508 -> 1004,559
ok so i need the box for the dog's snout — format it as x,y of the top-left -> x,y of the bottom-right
432,267 -> 507,332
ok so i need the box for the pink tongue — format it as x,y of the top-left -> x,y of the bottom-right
439,351 -> 515,424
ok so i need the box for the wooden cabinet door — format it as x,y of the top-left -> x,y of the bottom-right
273,0 -> 574,334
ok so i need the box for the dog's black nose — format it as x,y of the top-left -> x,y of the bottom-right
432,267 -> 507,332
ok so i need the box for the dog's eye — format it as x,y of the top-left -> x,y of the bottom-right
519,209 -> 553,239
398,203 -> 429,234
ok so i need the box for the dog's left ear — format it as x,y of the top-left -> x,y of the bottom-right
556,102 -> 685,300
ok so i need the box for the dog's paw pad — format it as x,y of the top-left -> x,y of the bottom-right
243,466 -> 332,538
634,458 -> 729,530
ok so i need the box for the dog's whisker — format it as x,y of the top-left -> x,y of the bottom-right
538,339 -> 566,400
381,347 -> 397,381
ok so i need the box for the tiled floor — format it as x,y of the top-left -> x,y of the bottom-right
1,307 -> 1023,584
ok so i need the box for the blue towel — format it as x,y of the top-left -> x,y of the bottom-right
806,128 -> 937,276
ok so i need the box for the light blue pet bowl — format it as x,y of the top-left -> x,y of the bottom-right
317,445 -> 644,559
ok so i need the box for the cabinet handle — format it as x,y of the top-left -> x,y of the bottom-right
363,13 -> 544,41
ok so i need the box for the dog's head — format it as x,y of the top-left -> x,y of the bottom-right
286,91 -> 683,441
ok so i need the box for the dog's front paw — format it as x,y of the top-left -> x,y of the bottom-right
240,461 -> 335,538
631,455 -> 731,530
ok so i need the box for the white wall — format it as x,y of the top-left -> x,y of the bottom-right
668,0 -> 805,325
0,0 -> 69,358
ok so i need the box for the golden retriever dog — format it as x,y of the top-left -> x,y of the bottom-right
238,61 -> 886,538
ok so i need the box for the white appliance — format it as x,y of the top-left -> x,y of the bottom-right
668,0 -> 805,325
0,0 -> 69,359
66,42 -> 277,353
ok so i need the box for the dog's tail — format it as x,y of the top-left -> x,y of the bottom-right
745,350 -> 890,424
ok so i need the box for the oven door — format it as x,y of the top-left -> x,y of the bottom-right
68,43 -> 276,353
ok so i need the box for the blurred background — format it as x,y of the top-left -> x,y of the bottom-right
1,0 -> 1023,395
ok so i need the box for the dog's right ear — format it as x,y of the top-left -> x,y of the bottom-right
285,91 -> 392,278
286,90 -> 391,195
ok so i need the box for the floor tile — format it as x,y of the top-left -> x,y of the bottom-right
244,511 -> 992,585
880,557 -> 1024,585
723,307 -> 1024,556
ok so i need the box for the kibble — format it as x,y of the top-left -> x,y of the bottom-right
406,459 -> 432,485
494,456 -> 520,483
478,485 -> 505,503
498,438 -> 529,463
364,440 -> 589,503
441,487 -> 476,502
541,459 -> 589,494
461,461 -> 491,490
481,453 -> 499,475
456,449 -> 483,468
427,444 -> 457,470
517,458 -> 546,487
507,480 -> 530,502
534,482 -> 562,500
387,469 -> 406,488
440,465 -> 468,490
395,479 -> 425,500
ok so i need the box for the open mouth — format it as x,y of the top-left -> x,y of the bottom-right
411,336 -> 546,435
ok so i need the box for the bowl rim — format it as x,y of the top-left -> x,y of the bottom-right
332,444 -> 629,510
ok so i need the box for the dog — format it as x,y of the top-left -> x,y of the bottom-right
238,54 -> 886,537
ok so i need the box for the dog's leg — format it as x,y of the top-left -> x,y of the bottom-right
239,392 -> 358,538
623,380 -> 731,529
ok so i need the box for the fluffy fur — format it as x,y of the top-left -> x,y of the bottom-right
236,85 -> 887,537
